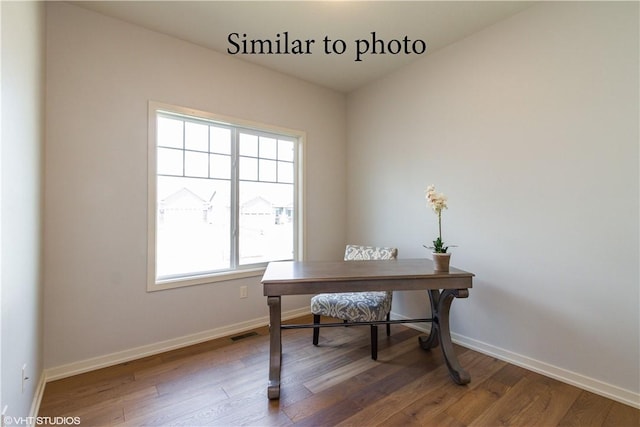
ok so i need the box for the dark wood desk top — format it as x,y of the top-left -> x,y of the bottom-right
262,259 -> 474,296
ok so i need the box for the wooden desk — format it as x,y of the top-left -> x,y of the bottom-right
261,258 -> 474,399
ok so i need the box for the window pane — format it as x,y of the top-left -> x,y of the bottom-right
210,154 -> 230,179
157,176 -> 231,278
239,181 -> 294,265
157,116 -> 183,148
185,122 -> 208,152
239,156 -> 258,181
259,159 -> 277,182
185,151 -> 208,178
260,137 -> 277,159
278,139 -> 294,161
157,147 -> 183,175
153,107 -> 300,286
210,126 -> 231,154
278,161 -> 294,183
239,133 -> 258,157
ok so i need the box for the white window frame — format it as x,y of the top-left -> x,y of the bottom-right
147,101 -> 305,291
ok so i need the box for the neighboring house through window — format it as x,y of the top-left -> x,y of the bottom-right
148,102 -> 304,290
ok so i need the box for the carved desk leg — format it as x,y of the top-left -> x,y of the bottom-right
267,296 -> 282,399
419,290 -> 441,350
419,288 -> 470,385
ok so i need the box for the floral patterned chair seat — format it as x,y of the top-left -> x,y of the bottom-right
310,245 -> 398,360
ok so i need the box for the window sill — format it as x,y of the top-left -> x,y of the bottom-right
147,267 -> 266,292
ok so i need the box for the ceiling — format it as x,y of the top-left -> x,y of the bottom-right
73,1 -> 534,93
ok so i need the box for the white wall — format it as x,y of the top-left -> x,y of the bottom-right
1,0 -> 45,418
44,3 -> 347,370
348,2 -> 638,404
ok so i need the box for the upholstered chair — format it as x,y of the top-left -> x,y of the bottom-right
310,245 -> 398,360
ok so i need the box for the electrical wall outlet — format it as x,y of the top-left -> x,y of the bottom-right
21,364 -> 28,394
240,286 -> 248,299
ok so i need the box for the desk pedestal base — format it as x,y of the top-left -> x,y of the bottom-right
419,289 -> 470,385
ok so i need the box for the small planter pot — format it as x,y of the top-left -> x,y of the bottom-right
432,253 -> 451,272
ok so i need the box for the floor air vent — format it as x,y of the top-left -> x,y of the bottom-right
230,331 -> 258,341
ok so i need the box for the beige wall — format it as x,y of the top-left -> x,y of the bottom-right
1,0 -> 45,418
348,1 -> 638,403
44,2 -> 347,369
40,0 -> 640,407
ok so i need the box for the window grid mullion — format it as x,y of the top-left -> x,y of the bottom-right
207,125 -> 211,179
230,128 -> 239,269
275,139 -> 279,183
182,120 -> 186,176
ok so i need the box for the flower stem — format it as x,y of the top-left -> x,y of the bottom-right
438,211 -> 442,241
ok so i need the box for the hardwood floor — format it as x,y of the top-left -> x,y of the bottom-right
39,316 -> 639,426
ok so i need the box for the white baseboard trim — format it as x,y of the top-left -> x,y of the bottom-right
389,311 -> 433,333
451,332 -> 640,409
44,307 -> 310,382
389,312 -> 640,409
28,373 -> 46,424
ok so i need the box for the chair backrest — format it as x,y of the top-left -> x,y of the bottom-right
344,245 -> 398,261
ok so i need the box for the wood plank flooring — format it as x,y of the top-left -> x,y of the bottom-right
39,316 -> 639,426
